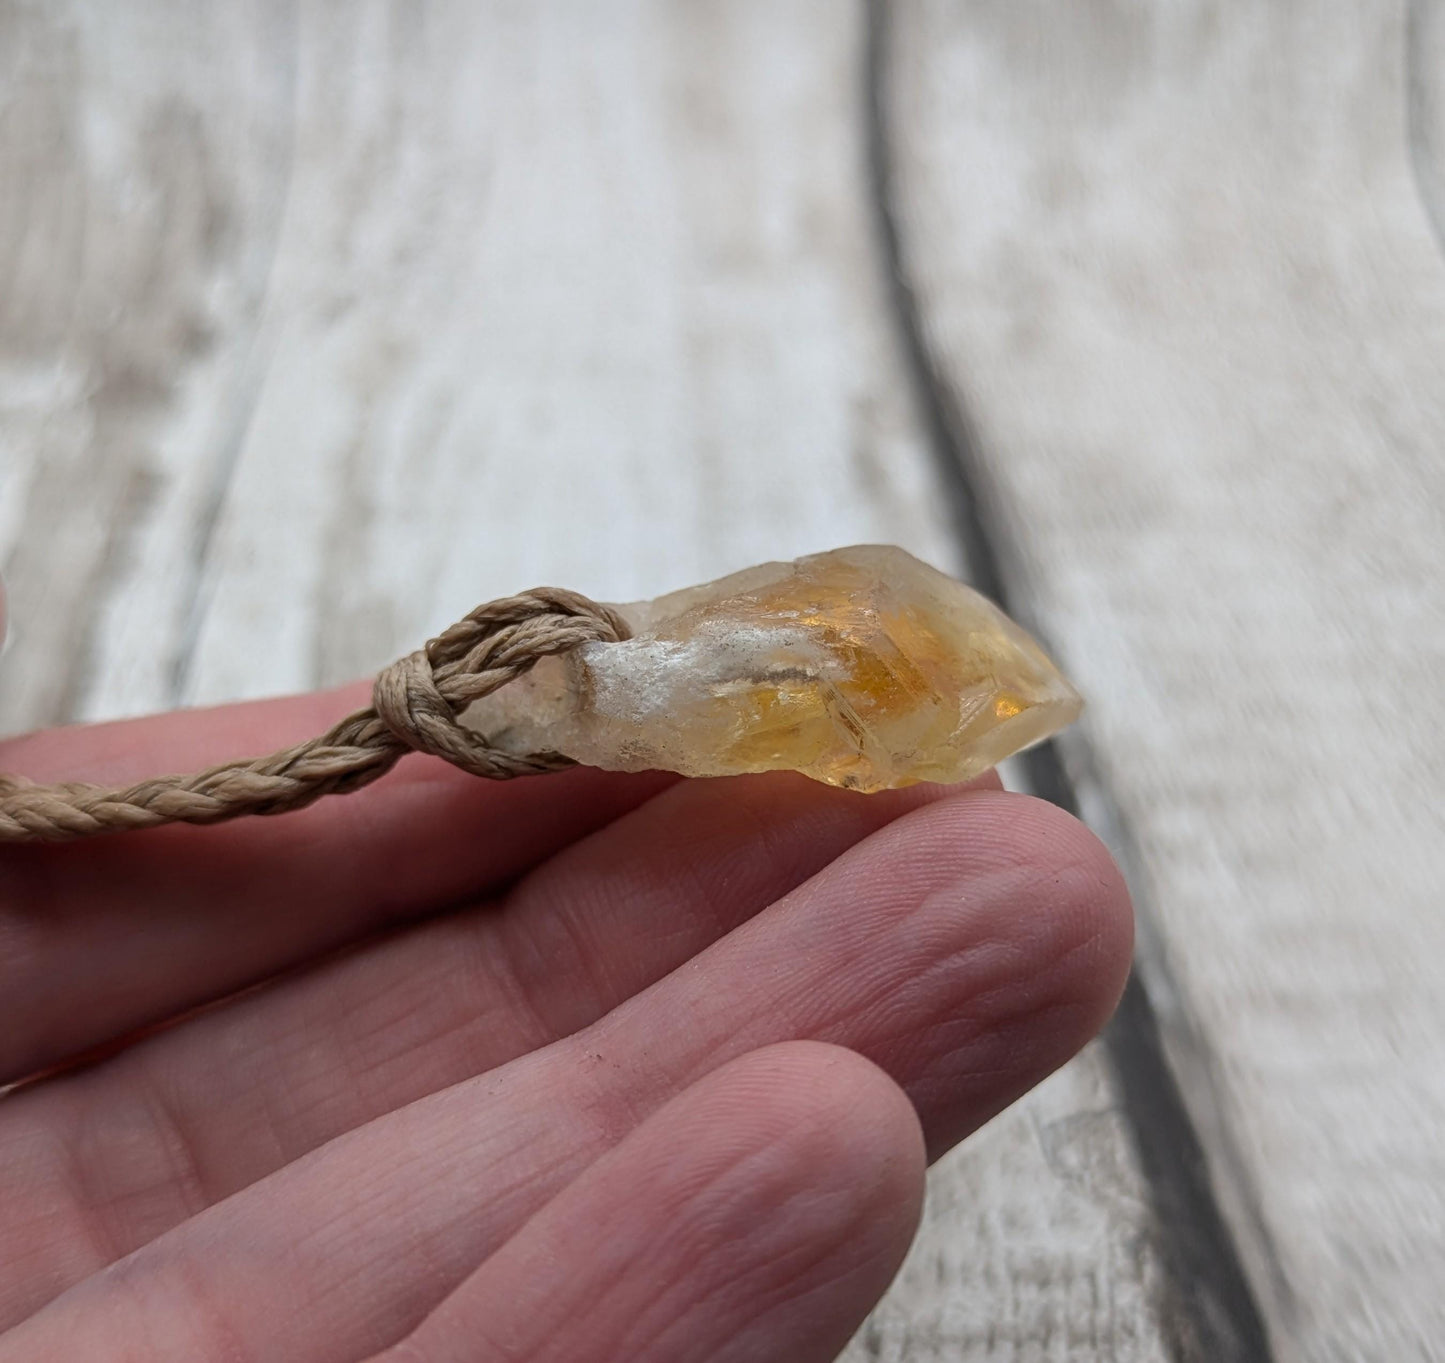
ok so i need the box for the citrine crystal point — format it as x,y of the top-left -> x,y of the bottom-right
461,546 -> 1083,792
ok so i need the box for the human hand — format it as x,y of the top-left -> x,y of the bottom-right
0,683 -> 1131,1362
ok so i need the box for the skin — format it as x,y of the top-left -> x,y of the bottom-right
0,682 -> 1133,1362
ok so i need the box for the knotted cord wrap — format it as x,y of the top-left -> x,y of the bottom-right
0,587 -> 632,844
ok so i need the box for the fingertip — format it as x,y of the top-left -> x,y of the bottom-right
688,1040 -> 927,1237
827,788 -> 1135,1148
589,1040 -> 927,1288
898,787 -> 1135,1026
969,791 -> 1134,1028
376,1041 -> 927,1363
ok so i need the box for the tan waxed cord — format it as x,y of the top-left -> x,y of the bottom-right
0,588 -> 630,843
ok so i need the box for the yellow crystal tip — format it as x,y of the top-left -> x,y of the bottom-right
462,545 -> 1083,792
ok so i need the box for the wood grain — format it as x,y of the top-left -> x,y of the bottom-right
0,2 -> 298,730
0,3 -> 1175,1359
92,0 -> 964,718
886,1 -> 1445,1358
854,1049 -> 1174,1362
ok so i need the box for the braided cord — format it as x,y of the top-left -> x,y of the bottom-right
0,588 -> 630,843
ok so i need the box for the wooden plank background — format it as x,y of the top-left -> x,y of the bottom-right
2,2 -> 1442,1359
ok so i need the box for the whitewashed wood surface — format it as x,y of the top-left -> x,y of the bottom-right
1,2 -> 1440,1360
886,1 -> 1445,1359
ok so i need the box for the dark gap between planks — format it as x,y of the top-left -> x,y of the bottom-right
860,3 -> 1277,1360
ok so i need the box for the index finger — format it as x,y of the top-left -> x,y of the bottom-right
0,685 -> 674,1081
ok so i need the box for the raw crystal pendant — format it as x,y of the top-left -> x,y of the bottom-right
462,546 -> 1082,792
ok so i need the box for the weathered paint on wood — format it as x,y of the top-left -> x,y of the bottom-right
4,0 -> 962,730
887,1 -> 1445,1358
854,1049 -> 1175,1363
0,3 -> 1176,1360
